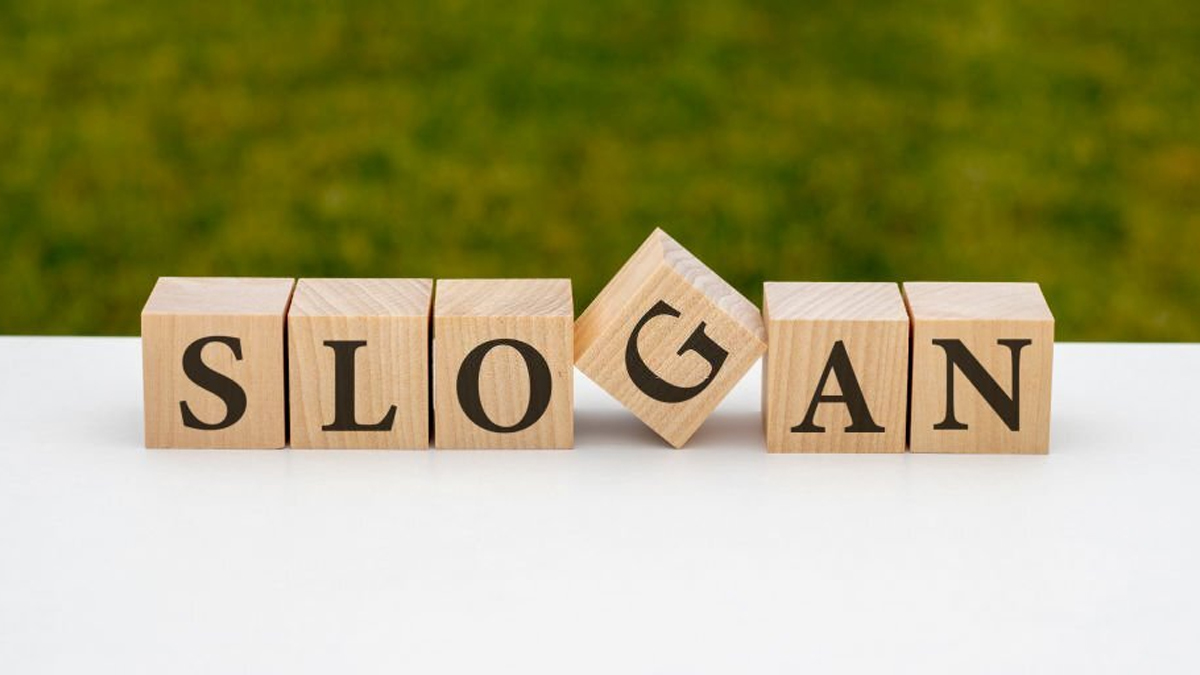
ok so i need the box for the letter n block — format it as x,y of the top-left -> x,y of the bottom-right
141,277 -> 295,449
287,279 -> 432,449
762,282 -> 908,453
904,282 -> 1054,454
575,228 -> 767,448
433,279 -> 574,449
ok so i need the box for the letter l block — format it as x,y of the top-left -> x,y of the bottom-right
288,278 -> 432,449
905,282 -> 1054,454
575,228 -> 767,448
141,277 -> 295,449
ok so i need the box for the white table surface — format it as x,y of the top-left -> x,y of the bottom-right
1,337 -> 1198,674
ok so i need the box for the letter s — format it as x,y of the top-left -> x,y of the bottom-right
179,336 -> 248,430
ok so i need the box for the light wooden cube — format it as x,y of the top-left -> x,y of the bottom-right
575,228 -> 767,448
904,282 -> 1054,454
142,277 -> 295,449
762,282 -> 909,453
433,279 -> 574,449
288,279 -> 432,449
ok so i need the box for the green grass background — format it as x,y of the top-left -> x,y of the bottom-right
1,0 -> 1197,339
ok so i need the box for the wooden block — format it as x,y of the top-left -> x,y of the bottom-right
287,279 -> 432,449
761,282 -> 909,453
433,279 -> 574,449
575,228 -> 767,448
142,277 -> 295,449
904,282 -> 1054,454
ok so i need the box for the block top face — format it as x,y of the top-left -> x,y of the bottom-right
652,228 -> 766,342
903,282 -> 1053,322
289,278 -> 432,318
142,277 -> 295,316
435,279 -> 573,318
764,282 -> 907,322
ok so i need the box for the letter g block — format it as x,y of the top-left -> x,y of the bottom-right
141,277 -> 295,449
575,229 -> 767,447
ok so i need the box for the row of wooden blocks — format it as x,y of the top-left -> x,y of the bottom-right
143,229 -> 1053,453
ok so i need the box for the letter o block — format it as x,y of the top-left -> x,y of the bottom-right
288,279 -> 433,449
141,277 -> 295,449
575,229 -> 767,448
905,282 -> 1054,454
762,283 -> 909,453
433,279 -> 574,449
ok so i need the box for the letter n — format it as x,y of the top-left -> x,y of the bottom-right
933,338 -> 1031,432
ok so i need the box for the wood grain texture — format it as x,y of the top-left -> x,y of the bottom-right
902,282 -> 1055,321
433,279 -> 574,449
142,277 -> 294,449
575,228 -> 767,448
288,278 -> 432,318
904,282 -> 1054,454
288,279 -> 432,449
762,283 -> 908,453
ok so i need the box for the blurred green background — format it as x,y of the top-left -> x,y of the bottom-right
1,0 -> 1197,339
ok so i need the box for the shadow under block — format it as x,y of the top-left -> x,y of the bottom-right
287,279 -> 432,449
762,282 -> 909,453
142,277 -> 295,449
575,228 -> 767,448
433,279 -> 574,449
904,282 -> 1054,454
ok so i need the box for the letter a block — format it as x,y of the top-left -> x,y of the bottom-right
575,228 -> 767,448
142,277 -> 295,449
762,282 -> 908,453
904,282 -> 1054,454
288,279 -> 432,449
433,279 -> 574,449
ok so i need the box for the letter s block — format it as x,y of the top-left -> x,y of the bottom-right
904,282 -> 1054,454
141,277 -> 295,449
575,228 -> 766,448
288,279 -> 433,449
433,279 -> 574,449
762,282 -> 909,453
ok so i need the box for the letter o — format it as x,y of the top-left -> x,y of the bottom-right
455,338 -> 553,433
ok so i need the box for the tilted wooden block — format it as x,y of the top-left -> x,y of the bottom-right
575,228 -> 767,448
762,282 -> 909,453
433,279 -> 574,449
904,282 -> 1054,454
142,277 -> 295,449
288,279 -> 432,449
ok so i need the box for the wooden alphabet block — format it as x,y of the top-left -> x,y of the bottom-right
761,282 -> 908,453
904,282 -> 1054,454
433,279 -> 574,449
575,228 -> 767,448
287,279 -> 432,449
142,277 -> 295,449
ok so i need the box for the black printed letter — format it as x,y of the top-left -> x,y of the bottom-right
180,336 -> 247,430
625,300 -> 729,403
792,340 -> 884,434
456,339 -> 552,433
322,340 -> 397,432
933,338 -> 1031,432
